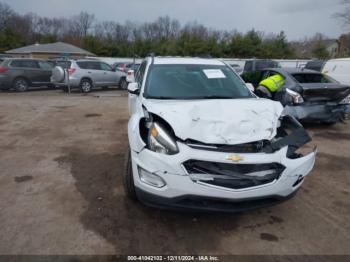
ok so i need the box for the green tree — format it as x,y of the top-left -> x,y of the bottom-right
312,41 -> 329,59
261,31 -> 295,58
0,28 -> 25,53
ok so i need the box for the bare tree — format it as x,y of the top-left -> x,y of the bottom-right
71,11 -> 95,38
334,0 -> 350,29
0,2 -> 14,30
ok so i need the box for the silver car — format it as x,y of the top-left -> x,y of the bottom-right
51,59 -> 125,93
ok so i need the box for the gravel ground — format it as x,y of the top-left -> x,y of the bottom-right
0,89 -> 349,255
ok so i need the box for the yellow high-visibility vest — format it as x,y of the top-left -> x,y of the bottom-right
259,74 -> 285,93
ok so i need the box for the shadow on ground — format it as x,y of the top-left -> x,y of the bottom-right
54,148 -> 277,254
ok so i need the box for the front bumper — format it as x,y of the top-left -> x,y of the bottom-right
135,187 -> 299,213
131,143 -> 316,212
284,103 -> 350,123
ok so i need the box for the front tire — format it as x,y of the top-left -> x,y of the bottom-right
80,79 -> 92,93
13,78 -> 29,92
123,148 -> 137,200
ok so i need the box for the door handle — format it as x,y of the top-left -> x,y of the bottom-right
88,71 -> 92,74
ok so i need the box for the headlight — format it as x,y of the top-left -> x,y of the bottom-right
148,122 -> 179,155
340,94 -> 350,105
286,88 -> 304,104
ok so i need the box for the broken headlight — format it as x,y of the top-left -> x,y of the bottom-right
148,122 -> 179,155
286,88 -> 304,104
265,115 -> 313,159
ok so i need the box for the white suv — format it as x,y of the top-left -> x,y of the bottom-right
124,57 -> 316,212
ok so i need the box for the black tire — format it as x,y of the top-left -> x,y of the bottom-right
13,77 -> 29,92
80,79 -> 93,93
123,148 -> 137,200
120,78 -> 128,90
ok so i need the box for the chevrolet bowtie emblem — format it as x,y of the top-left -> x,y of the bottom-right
227,155 -> 244,162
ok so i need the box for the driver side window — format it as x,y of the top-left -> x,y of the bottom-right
100,62 -> 112,71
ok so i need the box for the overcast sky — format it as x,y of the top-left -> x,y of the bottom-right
2,0 -> 346,40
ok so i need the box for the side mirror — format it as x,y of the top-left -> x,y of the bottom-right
127,82 -> 140,95
246,83 -> 255,92
126,69 -> 135,83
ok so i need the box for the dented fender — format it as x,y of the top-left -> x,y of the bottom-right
128,107 -> 147,153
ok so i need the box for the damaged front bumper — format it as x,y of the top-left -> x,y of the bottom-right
131,142 -> 316,212
284,103 -> 350,123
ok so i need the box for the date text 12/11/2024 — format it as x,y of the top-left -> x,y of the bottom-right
127,256 -> 220,261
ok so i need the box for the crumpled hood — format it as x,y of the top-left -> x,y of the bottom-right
143,99 -> 283,145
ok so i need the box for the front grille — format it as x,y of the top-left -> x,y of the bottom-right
185,139 -> 269,153
183,160 -> 285,190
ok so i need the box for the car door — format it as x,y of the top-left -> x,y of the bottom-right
38,61 -> 54,84
99,62 -> 117,86
78,61 -> 101,86
22,60 -> 44,85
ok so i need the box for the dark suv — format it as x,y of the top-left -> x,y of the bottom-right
241,59 -> 281,84
0,58 -> 54,91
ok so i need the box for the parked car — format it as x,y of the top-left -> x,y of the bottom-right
112,62 -> 141,89
304,60 -> 325,72
229,63 -> 243,75
253,68 -> 350,124
51,59 -> 125,93
241,59 -> 280,85
124,56 -> 316,212
111,62 -> 129,72
322,58 -> 350,85
0,58 -> 54,91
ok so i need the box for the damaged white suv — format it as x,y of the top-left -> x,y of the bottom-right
124,57 -> 316,212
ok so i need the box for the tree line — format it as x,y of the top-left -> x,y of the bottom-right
0,1 -> 345,59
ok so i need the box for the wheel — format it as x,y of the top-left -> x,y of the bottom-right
120,78 -> 128,90
80,79 -> 92,93
123,148 -> 137,200
13,78 -> 29,92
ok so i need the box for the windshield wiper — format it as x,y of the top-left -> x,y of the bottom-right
146,96 -> 180,100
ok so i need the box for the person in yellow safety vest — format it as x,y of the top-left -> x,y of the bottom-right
256,73 -> 285,99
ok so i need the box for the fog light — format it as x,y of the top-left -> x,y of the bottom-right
138,167 -> 166,188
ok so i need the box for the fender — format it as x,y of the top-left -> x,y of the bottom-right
128,105 -> 147,153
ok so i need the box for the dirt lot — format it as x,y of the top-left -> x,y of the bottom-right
0,89 -> 349,255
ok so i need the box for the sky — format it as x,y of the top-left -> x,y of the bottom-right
2,0 -> 347,40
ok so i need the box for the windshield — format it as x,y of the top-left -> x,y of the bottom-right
256,61 -> 280,70
144,64 -> 253,99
